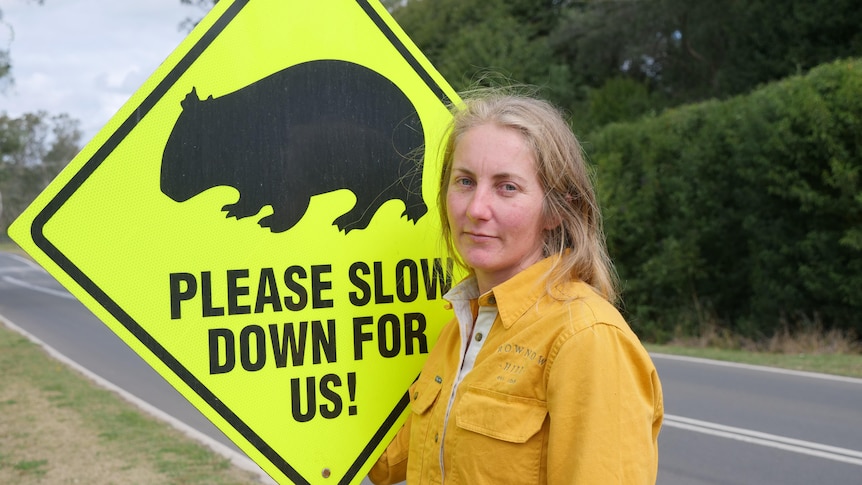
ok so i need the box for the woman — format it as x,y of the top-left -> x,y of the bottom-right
370,91 -> 663,484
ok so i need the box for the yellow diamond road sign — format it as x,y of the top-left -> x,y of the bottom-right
8,1 -> 461,483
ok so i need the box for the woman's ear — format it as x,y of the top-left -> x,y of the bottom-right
543,198 -> 564,231
544,215 -> 562,231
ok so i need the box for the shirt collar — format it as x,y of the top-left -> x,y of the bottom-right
444,257 -> 558,329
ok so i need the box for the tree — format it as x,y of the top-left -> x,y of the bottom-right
179,0 -> 219,30
389,0 -> 570,98
551,0 -> 862,114
1,1 -> 81,236
1,0 -> 44,90
0,112 -> 81,234
1,8 -> 14,91
385,0 -> 862,128
0,1 -> 82,234
588,59 -> 862,340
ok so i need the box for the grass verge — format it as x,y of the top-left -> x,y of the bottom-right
0,321 -> 262,485
646,343 -> 862,378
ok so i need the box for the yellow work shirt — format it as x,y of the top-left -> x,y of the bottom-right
370,256 -> 664,484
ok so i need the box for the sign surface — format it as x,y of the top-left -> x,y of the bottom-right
8,1 -> 460,483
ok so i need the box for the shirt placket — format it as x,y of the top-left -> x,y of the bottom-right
438,296 -> 498,482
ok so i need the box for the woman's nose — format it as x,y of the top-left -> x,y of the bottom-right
466,187 -> 492,221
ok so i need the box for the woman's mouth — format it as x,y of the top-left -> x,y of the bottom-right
465,231 -> 494,242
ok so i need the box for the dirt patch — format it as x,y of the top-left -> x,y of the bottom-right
0,382 -> 165,484
0,323 -> 262,485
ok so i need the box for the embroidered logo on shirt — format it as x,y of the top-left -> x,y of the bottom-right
496,343 -> 547,366
495,343 -> 547,384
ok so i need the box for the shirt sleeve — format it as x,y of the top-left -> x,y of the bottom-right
367,406 -> 412,485
545,323 -> 663,484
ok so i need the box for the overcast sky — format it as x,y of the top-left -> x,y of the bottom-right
1,0 -> 206,142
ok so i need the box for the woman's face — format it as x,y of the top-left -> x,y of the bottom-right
446,123 -> 552,293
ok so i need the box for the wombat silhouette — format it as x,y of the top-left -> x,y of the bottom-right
160,59 -> 426,233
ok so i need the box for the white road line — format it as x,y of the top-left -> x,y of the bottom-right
664,414 -> 862,467
3,275 -> 77,300
0,253 -> 74,298
0,266 -> 37,274
651,352 -> 862,385
4,252 -> 44,269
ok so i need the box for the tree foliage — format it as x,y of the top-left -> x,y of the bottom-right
392,0 -> 862,132
0,112 -> 81,234
179,0 -> 220,31
390,0 -> 567,90
0,0 -> 44,90
1,1 -> 79,235
178,0 -> 862,127
385,1 -> 862,341
589,59 -> 862,340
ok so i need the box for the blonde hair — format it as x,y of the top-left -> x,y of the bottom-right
437,89 -> 619,304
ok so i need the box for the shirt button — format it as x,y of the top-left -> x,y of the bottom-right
434,433 -> 439,443
475,332 -> 483,342
413,391 -> 418,400
488,296 -> 497,304
435,375 -> 443,383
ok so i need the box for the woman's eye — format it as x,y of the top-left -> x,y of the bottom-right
454,177 -> 473,187
501,183 -> 518,192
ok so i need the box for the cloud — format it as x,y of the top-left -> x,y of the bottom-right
0,0 -> 192,141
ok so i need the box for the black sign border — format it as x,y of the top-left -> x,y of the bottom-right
30,1 -> 451,483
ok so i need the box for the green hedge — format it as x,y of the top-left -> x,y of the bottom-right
587,58 -> 862,341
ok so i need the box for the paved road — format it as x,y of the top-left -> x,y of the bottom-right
2,250 -> 861,484
655,354 -> 862,484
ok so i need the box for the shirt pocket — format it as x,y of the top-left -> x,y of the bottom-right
452,387 -> 548,483
407,372 -> 445,482
455,386 -> 547,443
